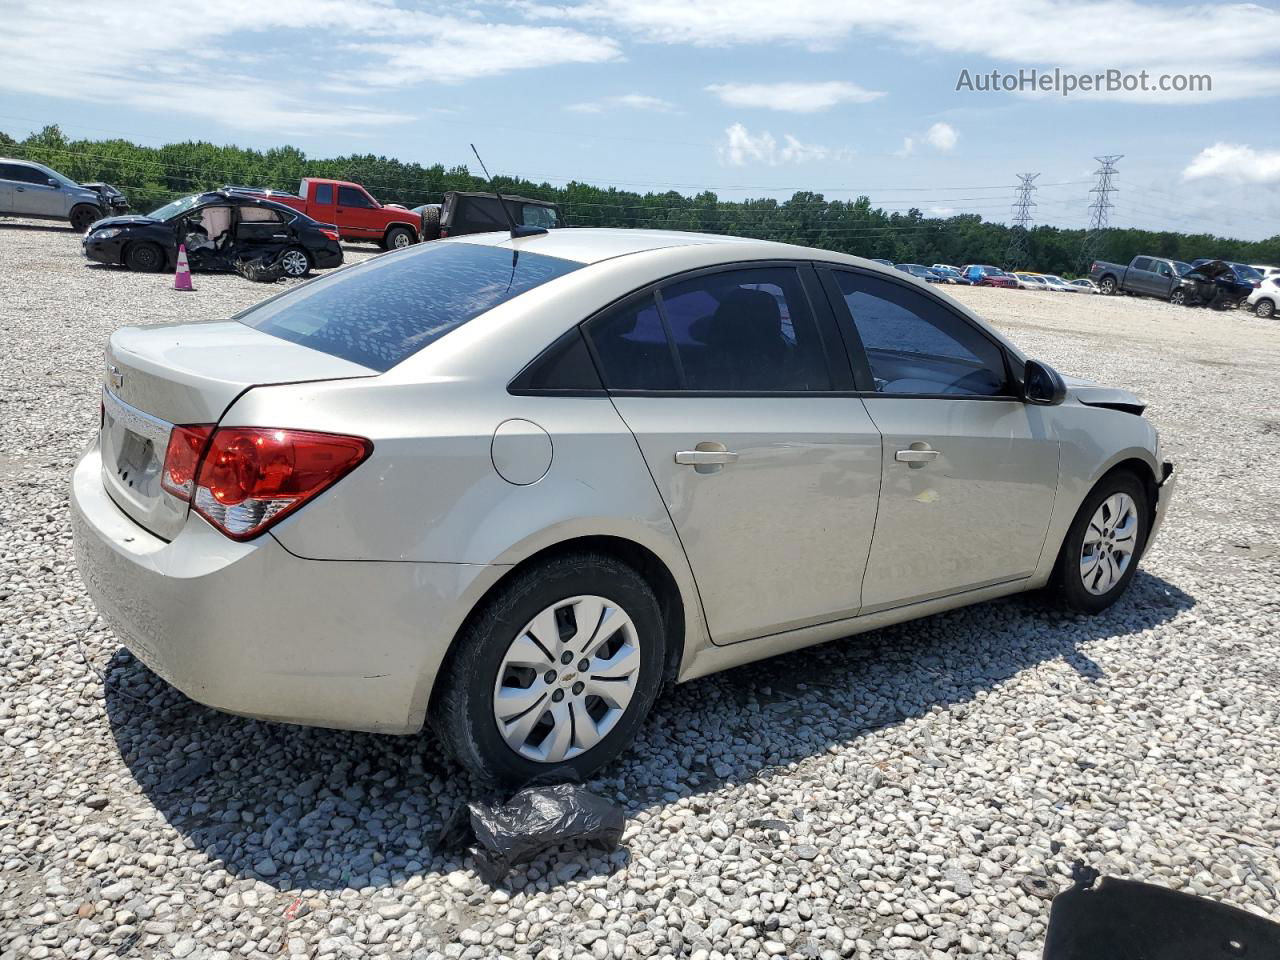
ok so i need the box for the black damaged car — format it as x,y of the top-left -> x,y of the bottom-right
82,190 -> 344,277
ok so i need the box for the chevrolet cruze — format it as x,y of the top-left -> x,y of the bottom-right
72,229 -> 1176,784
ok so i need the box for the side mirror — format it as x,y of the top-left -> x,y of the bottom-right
47,178 -> 60,188
1022,359 -> 1067,406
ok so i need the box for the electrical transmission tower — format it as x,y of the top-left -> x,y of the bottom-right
1080,154 -> 1123,271
1006,173 -> 1039,270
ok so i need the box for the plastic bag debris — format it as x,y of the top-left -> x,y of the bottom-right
234,250 -> 289,283
439,783 -> 626,883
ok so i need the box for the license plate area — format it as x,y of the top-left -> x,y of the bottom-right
100,389 -> 189,540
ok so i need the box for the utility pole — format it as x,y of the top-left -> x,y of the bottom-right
1006,173 -> 1039,270
1081,154 -> 1123,271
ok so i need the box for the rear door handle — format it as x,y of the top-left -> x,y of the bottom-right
675,450 -> 739,465
895,449 -> 939,463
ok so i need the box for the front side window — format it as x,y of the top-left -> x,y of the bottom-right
2,164 -> 48,185
237,242 -> 582,372
337,186 -> 372,208
833,271 -> 1008,397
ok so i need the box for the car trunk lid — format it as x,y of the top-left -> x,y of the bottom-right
101,320 -> 376,540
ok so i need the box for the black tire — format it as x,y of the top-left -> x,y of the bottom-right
279,246 -> 311,278
69,204 -> 102,232
383,225 -> 416,251
432,552 -> 666,786
1169,288 -> 1186,306
1098,276 -> 1117,295
1051,471 -> 1150,615
1257,298 -> 1275,319
124,241 -> 165,273
420,205 -> 441,241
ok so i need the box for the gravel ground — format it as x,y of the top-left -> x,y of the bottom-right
2,221 -> 1279,960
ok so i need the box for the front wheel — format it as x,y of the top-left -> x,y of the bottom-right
432,552 -> 666,785
1169,288 -> 1186,306
1052,472 -> 1149,614
124,241 -> 164,273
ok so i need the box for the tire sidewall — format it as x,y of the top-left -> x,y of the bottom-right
1258,299 -> 1275,318
437,555 -> 666,786
1056,472 -> 1150,614
70,205 -> 100,232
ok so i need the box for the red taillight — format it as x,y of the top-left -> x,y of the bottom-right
320,228 -> 340,242
190,427 -> 371,540
161,424 -> 371,540
161,424 -> 215,501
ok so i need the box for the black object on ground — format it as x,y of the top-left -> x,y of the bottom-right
1043,863 -> 1280,959
234,251 -> 288,283
438,783 -> 626,884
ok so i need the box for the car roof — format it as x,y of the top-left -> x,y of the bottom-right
446,228 -> 825,266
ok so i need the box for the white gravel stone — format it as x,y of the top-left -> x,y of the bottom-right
1,224 -> 1279,960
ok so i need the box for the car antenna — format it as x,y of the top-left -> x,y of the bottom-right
469,144 -> 547,239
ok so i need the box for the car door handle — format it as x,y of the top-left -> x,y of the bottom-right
895,449 -> 939,463
271,234 -> 288,238
14,186 -> 24,191
675,450 -> 739,466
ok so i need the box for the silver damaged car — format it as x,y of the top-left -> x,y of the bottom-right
72,229 -> 1177,783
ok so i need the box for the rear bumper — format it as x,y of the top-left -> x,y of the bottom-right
1147,460 -> 1177,550
311,243 -> 344,269
71,438 -> 493,734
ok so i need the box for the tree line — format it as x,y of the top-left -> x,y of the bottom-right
4,124 -> 1278,275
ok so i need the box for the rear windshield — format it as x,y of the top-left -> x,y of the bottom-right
236,242 -> 582,372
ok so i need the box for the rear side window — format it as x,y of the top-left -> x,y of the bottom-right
586,267 -> 832,392
237,243 -> 582,372
1,163 -> 46,185
313,183 -> 334,205
587,295 -> 680,390
1132,257 -> 1152,271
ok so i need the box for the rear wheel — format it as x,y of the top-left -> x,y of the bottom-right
1098,276 -> 1117,295
279,247 -> 311,278
1052,471 -> 1149,614
124,241 -> 164,273
1257,298 -> 1275,319
384,226 -> 416,250
69,204 -> 101,232
432,552 -> 666,785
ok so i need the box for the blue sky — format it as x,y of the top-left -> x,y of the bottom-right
3,0 -> 1280,239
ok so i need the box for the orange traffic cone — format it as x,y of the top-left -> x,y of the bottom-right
174,244 -> 195,291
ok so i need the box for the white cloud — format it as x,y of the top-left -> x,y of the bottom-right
896,123 -> 957,157
566,93 -> 677,113
925,122 -> 958,152
0,0 -> 620,133
523,0 -> 1280,102
718,123 -> 849,166
1183,143 -> 1280,183
705,80 -> 883,112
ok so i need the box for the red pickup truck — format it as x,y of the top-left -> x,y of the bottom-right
226,179 -> 423,250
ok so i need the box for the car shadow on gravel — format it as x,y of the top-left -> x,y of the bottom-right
102,569 -> 1192,895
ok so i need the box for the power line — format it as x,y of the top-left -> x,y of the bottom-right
1006,173 -> 1039,270
1081,154 -> 1123,269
